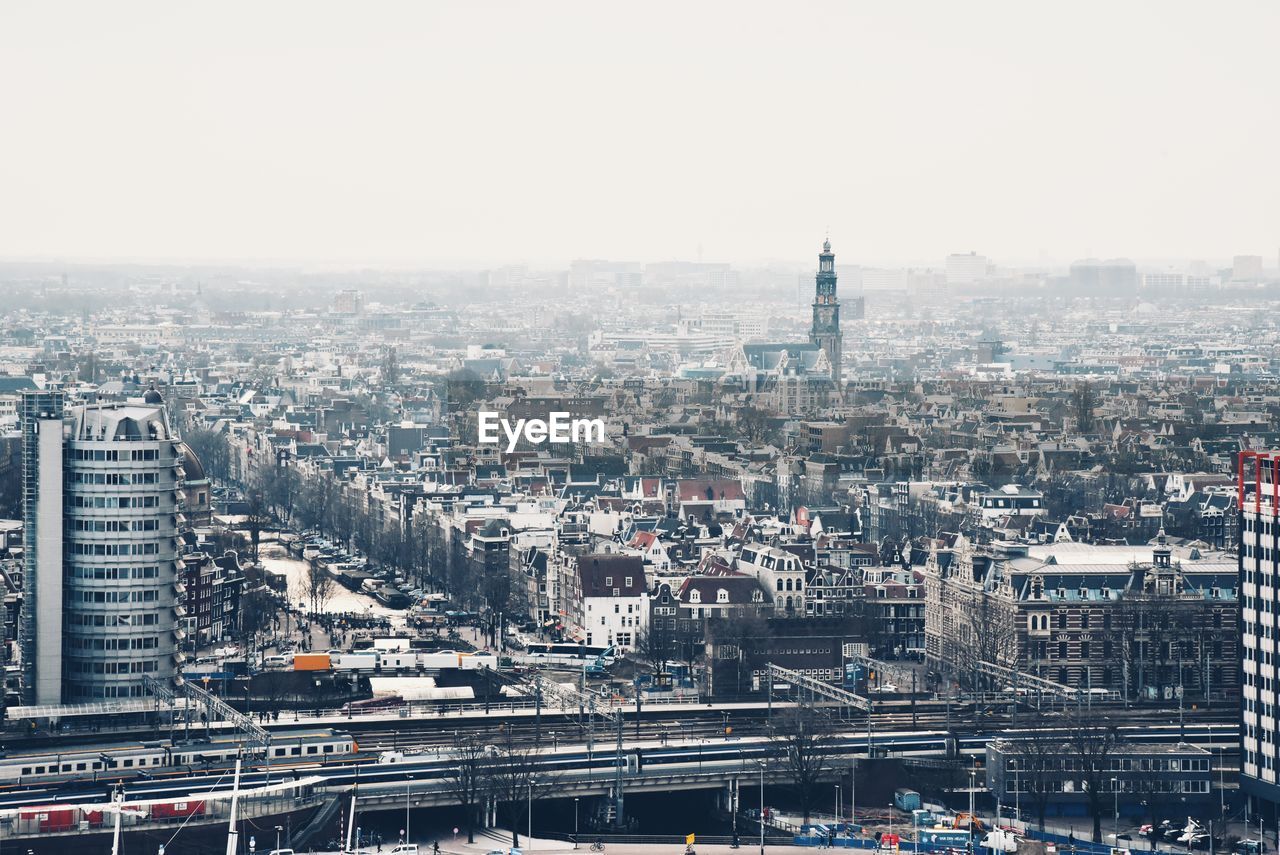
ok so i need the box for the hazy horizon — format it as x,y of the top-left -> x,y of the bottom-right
2,1 -> 1277,269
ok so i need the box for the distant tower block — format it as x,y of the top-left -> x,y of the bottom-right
809,238 -> 843,387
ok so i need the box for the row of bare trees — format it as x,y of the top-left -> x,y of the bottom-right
1002,708 -> 1121,842
773,695 -> 1122,842
187,422 -> 518,615
444,728 -> 561,846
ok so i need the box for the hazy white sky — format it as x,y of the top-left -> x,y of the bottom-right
1,2 -> 1276,269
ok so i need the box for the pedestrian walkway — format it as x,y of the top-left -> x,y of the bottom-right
308,827 -> 819,855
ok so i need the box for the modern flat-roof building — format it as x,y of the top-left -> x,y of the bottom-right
1240,453 -> 1280,818
986,738 -> 1214,821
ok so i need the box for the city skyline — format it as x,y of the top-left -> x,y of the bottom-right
0,4 -> 1276,850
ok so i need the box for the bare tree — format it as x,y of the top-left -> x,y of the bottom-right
962,594 -> 1020,693
636,618 -> 676,675
295,473 -> 334,533
243,487 -> 271,562
263,465 -> 301,523
1071,381 -> 1099,434
1002,731 -> 1062,831
1066,707 -> 1121,842
443,734 -> 491,844
770,702 -> 833,824
1109,583 -> 1200,706
485,724 -> 558,846
238,587 -> 275,662
382,345 -> 400,388
183,429 -> 232,484
301,562 -> 338,617
707,612 -> 772,695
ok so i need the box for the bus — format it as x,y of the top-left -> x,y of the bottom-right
519,642 -> 618,668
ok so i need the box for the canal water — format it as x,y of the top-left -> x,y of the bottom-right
259,543 -> 407,624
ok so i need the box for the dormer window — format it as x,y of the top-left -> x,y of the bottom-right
605,577 -> 613,586
690,590 -> 701,603
625,577 -> 633,587
717,589 -> 729,603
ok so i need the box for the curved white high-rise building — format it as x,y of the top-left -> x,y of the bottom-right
21,390 -> 182,703
63,400 -> 182,700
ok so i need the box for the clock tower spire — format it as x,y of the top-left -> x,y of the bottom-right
810,237 -> 843,388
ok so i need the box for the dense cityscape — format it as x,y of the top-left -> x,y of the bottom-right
0,244 -> 1276,854
2,2 -> 1277,855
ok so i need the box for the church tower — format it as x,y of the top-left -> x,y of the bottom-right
810,237 -> 842,387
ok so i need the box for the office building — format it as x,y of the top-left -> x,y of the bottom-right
1234,255 -> 1265,283
20,390 -> 182,703
946,251 -> 991,284
1240,453 -> 1280,815
333,289 -> 364,315
1068,258 -> 1138,296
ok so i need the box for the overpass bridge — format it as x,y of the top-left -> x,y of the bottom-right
0,722 -> 1238,812
0,722 -> 1238,851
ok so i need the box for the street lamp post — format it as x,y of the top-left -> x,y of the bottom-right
836,785 -> 841,828
890,803 -> 896,852
275,825 -> 283,854
528,776 -> 537,845
574,797 -> 580,850
1112,778 -> 1119,839
752,762 -> 762,855
1219,746 -> 1226,818
850,754 -> 856,835
733,765 -> 741,840
968,769 -> 975,855
1015,766 -> 1020,823
405,775 -> 413,844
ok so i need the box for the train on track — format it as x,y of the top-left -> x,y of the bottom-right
0,721 -> 1238,810
0,729 -> 356,786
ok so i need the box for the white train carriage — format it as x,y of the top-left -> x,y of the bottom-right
0,729 -> 356,784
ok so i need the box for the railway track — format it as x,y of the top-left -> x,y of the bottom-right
0,720 -> 1241,811
3,697 -> 1235,757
